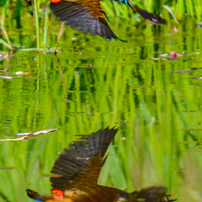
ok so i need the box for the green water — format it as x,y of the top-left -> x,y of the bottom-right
0,8 -> 202,202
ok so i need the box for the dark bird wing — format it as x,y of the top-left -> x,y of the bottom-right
50,0 -> 118,40
50,127 -> 118,190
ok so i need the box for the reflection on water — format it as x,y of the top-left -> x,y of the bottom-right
26,128 -> 175,202
0,8 -> 202,202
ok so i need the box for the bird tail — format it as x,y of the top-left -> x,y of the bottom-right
127,187 -> 177,202
129,3 -> 166,25
112,0 -> 166,25
26,189 -> 52,202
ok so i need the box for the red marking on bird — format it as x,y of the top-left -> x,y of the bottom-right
51,0 -> 63,3
53,189 -> 64,199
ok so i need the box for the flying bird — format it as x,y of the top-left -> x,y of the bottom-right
49,0 -> 166,40
26,127 -> 176,202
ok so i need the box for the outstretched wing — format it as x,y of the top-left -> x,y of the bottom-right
50,0 -> 118,40
50,127 -> 118,190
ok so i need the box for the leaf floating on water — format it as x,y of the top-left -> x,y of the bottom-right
0,167 -> 14,170
197,22 -> 202,28
0,75 -> 13,79
0,129 -> 58,142
160,51 -> 183,59
150,57 -> 167,61
173,27 -> 179,33
152,51 -> 199,60
0,53 -> 12,60
14,71 -> 30,75
33,128 -> 58,135
169,51 -> 183,58
1,68 -> 9,73
15,128 -> 58,136
186,52 -> 200,56
184,110 -> 196,113
0,136 -> 29,142
172,68 -> 198,74
13,132 -> 32,137
185,129 -> 202,132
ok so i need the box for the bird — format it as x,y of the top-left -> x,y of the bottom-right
49,0 -> 166,41
26,127 -> 176,202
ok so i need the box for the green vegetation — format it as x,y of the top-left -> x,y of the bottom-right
0,1 -> 202,202
0,0 -> 201,21
0,0 -> 202,51
0,20 -> 202,201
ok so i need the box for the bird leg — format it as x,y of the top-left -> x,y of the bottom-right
54,21 -> 65,54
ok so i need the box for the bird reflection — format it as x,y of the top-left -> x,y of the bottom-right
26,127 -> 176,202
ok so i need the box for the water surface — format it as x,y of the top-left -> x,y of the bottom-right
0,11 -> 202,202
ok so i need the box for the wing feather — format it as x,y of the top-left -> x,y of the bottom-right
50,127 -> 118,190
50,0 -> 118,39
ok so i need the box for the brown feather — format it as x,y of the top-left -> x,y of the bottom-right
50,0 -> 119,39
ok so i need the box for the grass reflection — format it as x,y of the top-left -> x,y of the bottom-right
0,6 -> 202,202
